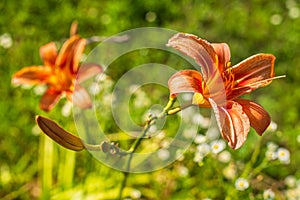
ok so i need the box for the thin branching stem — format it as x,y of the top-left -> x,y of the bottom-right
117,97 -> 194,199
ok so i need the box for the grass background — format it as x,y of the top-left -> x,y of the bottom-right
1,0 -> 299,199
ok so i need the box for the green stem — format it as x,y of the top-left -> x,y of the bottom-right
40,134 -> 53,200
117,97 -> 193,199
241,138 -> 262,178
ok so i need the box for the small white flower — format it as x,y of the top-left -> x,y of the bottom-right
223,163 -> 236,180
183,128 -> 197,139
206,127 -> 219,140
270,14 -> 283,25
267,121 -> 278,132
265,150 -> 278,161
277,148 -> 290,164
33,85 -> 47,95
289,7 -> 300,19
196,143 -> 211,156
157,148 -> 170,161
192,114 -> 210,128
130,189 -> 141,199
267,142 -> 278,151
177,166 -> 189,177
297,135 -> 300,143
89,82 -> 101,95
263,189 -> 275,200
31,125 -> 41,136
62,101 -> 73,117
210,140 -> 226,154
0,33 -> 13,48
285,175 -> 297,188
193,152 -> 204,163
194,134 -> 207,144
145,11 -> 157,22
218,150 -> 231,163
235,178 -> 249,191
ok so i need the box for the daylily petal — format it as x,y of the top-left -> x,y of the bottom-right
209,99 -> 250,149
235,99 -> 270,135
12,66 -> 51,85
66,85 -> 92,109
40,88 -> 62,112
40,42 -> 58,67
69,21 -> 78,36
231,53 -> 275,93
167,33 -> 218,81
168,70 -> 203,97
76,63 -> 103,83
211,43 -> 231,71
36,115 -> 85,151
56,35 -> 86,73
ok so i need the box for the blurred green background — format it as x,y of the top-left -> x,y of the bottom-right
1,0 -> 299,199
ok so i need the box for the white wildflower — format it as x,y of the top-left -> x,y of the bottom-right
210,140 -> 226,154
194,134 -> 207,144
263,189 -> 275,200
130,189 -> 141,199
177,166 -> 189,177
196,143 -> 210,156
0,33 -> 13,49
218,150 -> 231,163
277,148 -> 290,164
235,178 -> 249,191
285,175 -> 297,188
157,148 -> 170,161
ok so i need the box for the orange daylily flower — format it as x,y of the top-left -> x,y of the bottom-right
168,33 -> 279,149
12,23 -> 102,112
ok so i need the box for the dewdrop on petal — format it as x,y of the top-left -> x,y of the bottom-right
235,178 -> 249,191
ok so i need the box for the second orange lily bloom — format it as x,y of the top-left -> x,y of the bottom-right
168,33 -> 278,149
12,23 -> 102,112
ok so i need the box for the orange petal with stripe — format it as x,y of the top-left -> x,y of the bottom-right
40,88 -> 61,112
209,99 -> 250,149
167,33 -> 218,81
40,42 -> 58,67
235,99 -> 270,135
168,70 -> 203,97
12,66 -> 51,85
